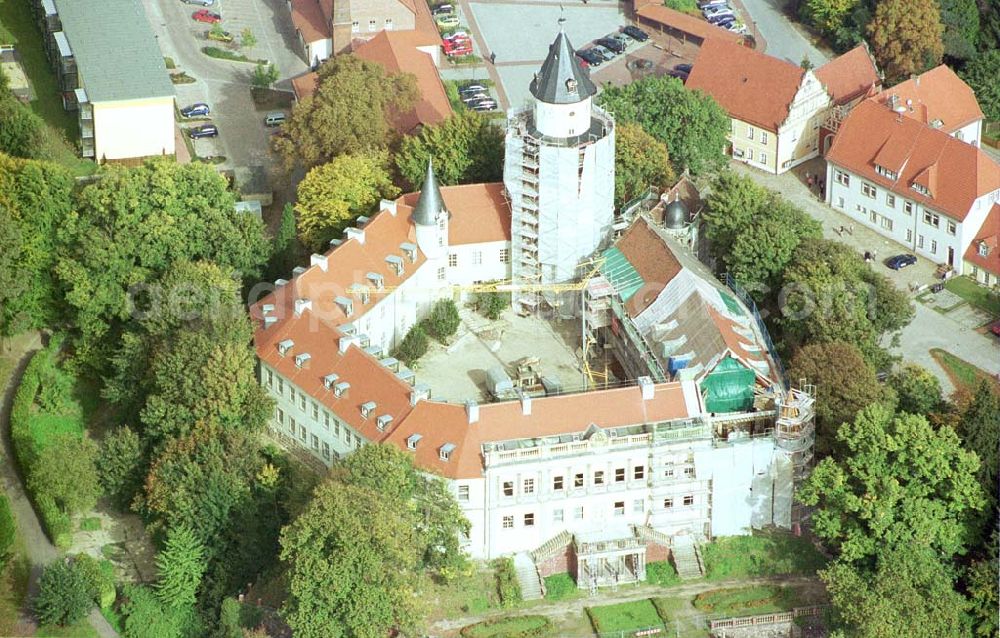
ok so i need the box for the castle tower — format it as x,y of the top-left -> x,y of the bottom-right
412,159 -> 449,260
504,20 -> 616,314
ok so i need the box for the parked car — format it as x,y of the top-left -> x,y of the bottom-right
673,63 -> 692,73
435,15 -> 460,28
596,37 -> 625,54
622,25 -> 649,41
703,3 -> 733,16
576,49 -> 603,66
885,254 -> 918,270
608,33 -> 629,46
707,12 -> 736,24
180,102 -> 210,118
472,102 -> 497,112
192,9 -> 221,22
459,83 -> 487,93
698,0 -> 729,8
206,29 -> 233,42
462,93 -> 490,104
666,69 -> 689,82
432,3 -> 454,14
443,44 -> 472,56
714,17 -> 736,28
725,22 -> 748,34
990,320 -> 1000,337
591,45 -> 616,61
264,112 -> 286,127
443,31 -> 470,41
188,124 -> 219,139
182,0 -> 214,6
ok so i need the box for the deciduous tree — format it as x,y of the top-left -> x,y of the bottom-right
29,433 -> 101,516
156,525 -> 207,609
98,426 -> 146,510
868,0 -> 944,81
959,381 -> 1000,516
798,404 -> 984,563
887,364 -> 942,415
0,70 -> 45,159
273,55 -> 418,169
395,111 -> 504,189
598,76 -> 729,175
613,122 -> 675,208
34,560 -> 95,626
798,0 -> 859,37
295,152 -> 400,251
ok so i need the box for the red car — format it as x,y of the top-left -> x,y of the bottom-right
442,42 -> 472,56
990,321 -> 1000,337
192,9 -> 221,23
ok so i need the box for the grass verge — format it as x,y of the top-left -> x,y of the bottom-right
201,46 -> 266,64
543,573 -> 579,601
459,614 -> 550,638
79,517 -> 102,532
944,276 -> 1000,317
692,585 -> 801,616
701,531 -> 826,581
665,0 -> 701,15
646,560 -> 682,587
587,599 -> 665,633
930,348 -> 1000,395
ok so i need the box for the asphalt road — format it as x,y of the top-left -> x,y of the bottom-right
141,0 -> 307,169
738,0 -> 828,66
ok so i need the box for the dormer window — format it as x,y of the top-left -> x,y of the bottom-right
376,414 -> 392,431
294,353 -> 311,368
912,183 -> 929,196
386,255 -> 404,276
979,241 -> 990,257
334,296 -> 354,317
874,164 -> 897,180
439,443 -> 456,461
333,381 -> 350,398
366,272 -> 384,290
360,401 -> 376,419
565,78 -> 578,94
277,339 -> 294,356
400,242 -> 418,263
323,373 -> 340,389
407,434 -> 422,450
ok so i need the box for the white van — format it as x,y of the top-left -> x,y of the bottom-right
264,112 -> 286,127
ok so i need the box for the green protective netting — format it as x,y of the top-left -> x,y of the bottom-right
719,291 -> 745,317
703,356 -> 756,413
600,246 -> 644,302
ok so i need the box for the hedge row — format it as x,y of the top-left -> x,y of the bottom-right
10,338 -> 73,548
460,614 -> 551,638
493,557 -> 522,609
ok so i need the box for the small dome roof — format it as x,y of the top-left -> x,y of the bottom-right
664,199 -> 688,229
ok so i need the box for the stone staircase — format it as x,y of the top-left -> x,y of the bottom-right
512,551 -> 544,600
530,530 -> 573,563
632,524 -> 672,548
671,539 -> 704,580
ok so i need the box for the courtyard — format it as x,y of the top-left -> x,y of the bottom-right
417,308 -> 586,403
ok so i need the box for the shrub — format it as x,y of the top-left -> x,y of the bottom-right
0,494 -> 14,568
75,553 -> 117,609
36,494 -> 72,549
34,559 -> 95,626
460,614 -> 551,638
98,426 -> 146,510
492,557 -> 522,608
543,573 -> 577,600
646,561 -> 681,587
392,324 -> 429,364
425,299 -> 461,342
475,290 -> 509,320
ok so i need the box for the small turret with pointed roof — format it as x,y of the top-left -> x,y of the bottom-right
529,18 -> 597,105
412,159 -> 448,226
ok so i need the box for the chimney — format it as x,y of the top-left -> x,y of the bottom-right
520,391 -> 532,416
638,376 -> 654,401
466,400 -> 480,424
410,384 -> 431,406
294,298 -> 312,316
310,254 -> 328,272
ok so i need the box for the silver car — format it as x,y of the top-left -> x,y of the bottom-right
183,0 -> 215,6
592,45 -> 616,61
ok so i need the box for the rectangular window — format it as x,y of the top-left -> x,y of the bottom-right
593,471 -> 605,485
747,126 -> 754,140
683,467 -> 694,478
523,478 -> 535,494
633,465 -> 644,480
760,152 -> 767,165
322,442 -> 330,459
311,434 -> 319,450
613,501 -> 625,517
502,481 -> 514,497
288,416 -> 296,434
870,210 -> 877,224
931,240 -> 937,254
862,182 -> 877,198
906,229 -> 913,243
633,499 -> 644,513
351,20 -> 359,32
448,253 -> 457,267
663,498 -> 674,509
836,196 -> 845,209
323,412 -> 330,430
499,248 -> 509,264
683,495 -> 694,506
574,473 -> 584,488
437,266 -> 446,281
904,200 -> 914,215
881,216 -> 893,231
553,508 -> 564,522
574,506 -> 584,520
523,513 -> 535,527
299,394 -> 306,411
979,243 -> 989,257
502,516 -> 513,529
384,17 -> 392,29
299,425 -> 306,441
664,468 -> 674,478
458,485 -> 470,502
886,193 -> 896,208
368,19 -> 376,31
924,211 -> 940,228
311,401 -> 319,421
760,131 -> 768,144
276,408 -> 284,425
266,368 -> 273,386
746,148 -> 754,161
835,170 -> 850,186
615,468 -> 625,483
277,378 -> 284,395
918,235 -> 925,249
947,221 -> 956,235
473,251 -> 483,265
553,475 -> 564,491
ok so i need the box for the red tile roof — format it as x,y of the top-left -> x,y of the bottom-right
965,204 -> 1000,276
615,217 -> 683,317
397,182 -> 510,245
289,0 -> 330,43
635,4 -> 741,44
826,100 -> 1000,222
814,44 -> 881,105
686,39 -> 805,132
877,64 -> 983,134
291,72 -> 319,102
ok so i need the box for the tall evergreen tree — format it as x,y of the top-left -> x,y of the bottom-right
155,525 -> 207,609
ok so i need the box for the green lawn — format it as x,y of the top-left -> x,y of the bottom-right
651,597 -> 710,638
0,534 -> 30,637
701,531 -> 827,581
646,560 -> 682,587
460,615 -> 551,638
587,599 -> 666,633
0,0 -> 97,175
665,0 -> 701,15
27,413 -> 84,448
930,349 -> 1000,395
944,276 -> 1000,317
426,568 -> 497,620
543,573 -> 580,601
692,585 -> 802,616
37,620 -> 100,638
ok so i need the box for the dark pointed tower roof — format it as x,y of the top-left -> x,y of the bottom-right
412,159 -> 447,226
529,19 -> 597,105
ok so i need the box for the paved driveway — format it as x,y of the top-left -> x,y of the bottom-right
142,0 -> 306,169
738,0 -> 828,66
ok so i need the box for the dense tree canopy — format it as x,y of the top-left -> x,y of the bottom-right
34,560 -> 95,626
0,71 -> 45,159
799,0 -> 860,37
940,0 -> 981,59
273,55 -> 419,169
598,76 -> 729,175
28,433 -> 101,516
614,122 -> 675,209
959,382 -> 1000,519
295,152 -> 400,251
395,111 -> 505,190
959,50 -> 1000,121
155,525 -> 207,609
798,404 -> 984,563
887,364 -> 942,415
868,0 -> 944,81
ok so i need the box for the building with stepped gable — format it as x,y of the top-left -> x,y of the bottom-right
251,24 -> 814,589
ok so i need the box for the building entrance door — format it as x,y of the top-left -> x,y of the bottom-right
948,246 -> 955,267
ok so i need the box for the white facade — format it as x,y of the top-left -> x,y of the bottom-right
774,71 -> 830,173
953,119 -> 983,148
92,96 -> 175,161
825,164 -> 1000,271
